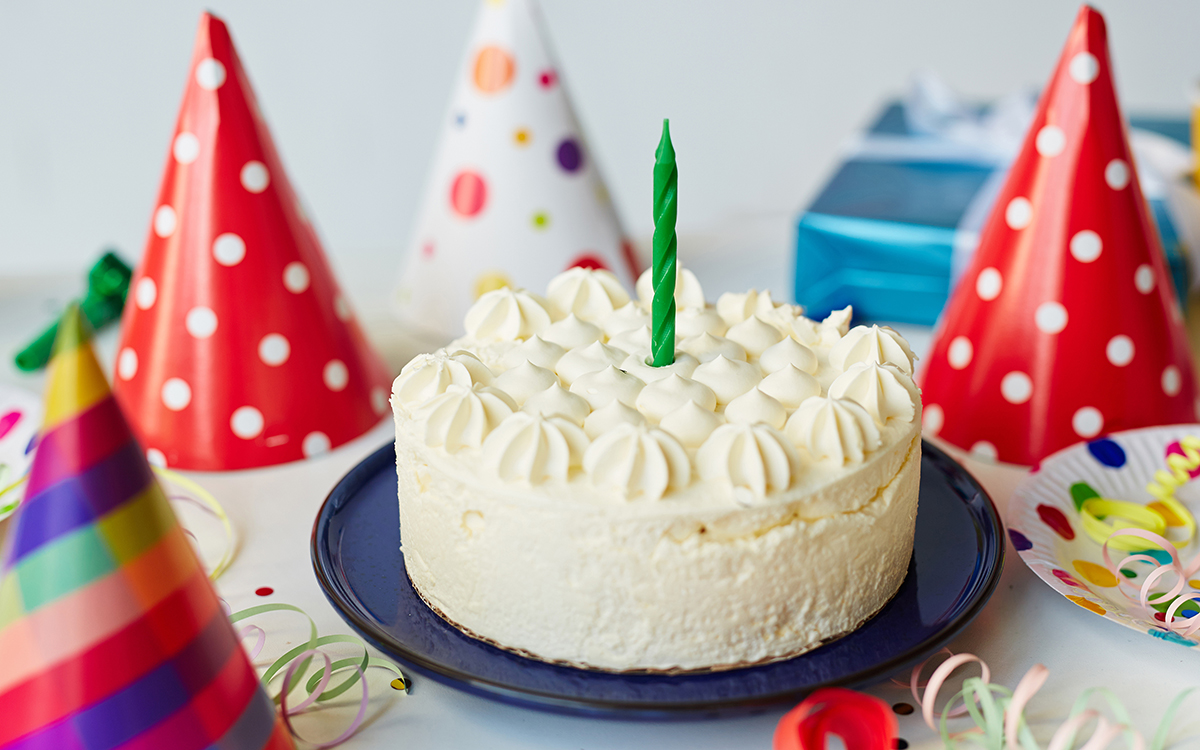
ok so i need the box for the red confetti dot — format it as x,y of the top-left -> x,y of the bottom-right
1037,504 -> 1074,540
1052,569 -> 1083,588
450,171 -> 487,218
568,253 -> 609,272
1154,611 -> 1166,622
538,69 -> 557,88
255,587 -> 274,597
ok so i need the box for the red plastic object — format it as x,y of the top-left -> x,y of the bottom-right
113,13 -> 392,471
773,688 -> 897,750
918,5 -> 1197,466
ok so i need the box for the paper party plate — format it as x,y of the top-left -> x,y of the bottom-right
1008,424 -> 1200,650
0,384 -> 42,521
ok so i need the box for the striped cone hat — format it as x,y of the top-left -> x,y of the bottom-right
0,306 -> 294,750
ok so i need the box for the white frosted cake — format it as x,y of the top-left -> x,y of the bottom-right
391,266 -> 922,672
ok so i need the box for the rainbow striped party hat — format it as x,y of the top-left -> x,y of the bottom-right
0,306 -> 294,750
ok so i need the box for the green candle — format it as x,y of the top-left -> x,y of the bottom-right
651,119 -> 677,367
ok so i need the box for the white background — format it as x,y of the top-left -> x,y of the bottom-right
3,0 -> 1200,290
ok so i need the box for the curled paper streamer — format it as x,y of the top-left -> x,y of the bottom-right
900,650 -> 1197,749
0,472 -> 25,518
229,602 -> 409,748
773,687 -> 896,750
1077,436 -> 1198,551
153,466 -> 236,581
1102,529 -> 1200,639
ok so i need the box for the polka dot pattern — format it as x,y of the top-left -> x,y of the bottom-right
324,360 -> 349,391
1069,230 -> 1102,262
230,406 -> 264,439
1069,52 -> 1099,84
922,404 -> 944,435
556,138 -> 584,172
146,449 -> 167,468
1134,264 -> 1155,294
1005,197 -> 1032,229
1072,407 -> 1104,438
195,58 -> 226,90
135,278 -> 157,310
303,431 -> 332,457
173,133 -> 200,164
1037,504 -> 1074,540
915,11 -> 1200,464
1007,529 -> 1032,551
154,205 -> 177,238
1035,125 -> 1065,156
1162,366 -> 1182,396
1085,438 -> 1126,467
185,307 -> 218,339
1105,335 -> 1133,366
258,334 -> 290,366
473,46 -> 515,93
162,378 -> 192,411
283,262 -> 310,293
117,348 -> 138,381
112,22 -> 396,472
450,171 -> 487,217
1034,301 -> 1068,334
947,336 -> 973,369
213,233 -> 246,266
1073,560 -> 1117,588
970,441 -> 998,462
976,268 -> 1002,300
240,161 -> 270,193
1105,159 -> 1130,189
372,387 -> 389,415
1000,372 -> 1032,404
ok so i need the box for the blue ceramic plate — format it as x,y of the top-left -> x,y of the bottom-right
311,440 -> 1003,718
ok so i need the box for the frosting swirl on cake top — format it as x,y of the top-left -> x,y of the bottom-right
393,266 -> 920,501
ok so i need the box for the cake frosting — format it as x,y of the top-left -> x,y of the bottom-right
392,266 -> 922,672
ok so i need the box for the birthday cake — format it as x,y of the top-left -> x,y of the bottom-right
391,265 -> 922,672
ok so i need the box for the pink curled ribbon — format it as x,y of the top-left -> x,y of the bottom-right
891,649 -> 1197,749
228,602 -> 409,747
1101,528 -> 1200,639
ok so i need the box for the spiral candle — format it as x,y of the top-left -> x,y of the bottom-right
651,119 -> 677,367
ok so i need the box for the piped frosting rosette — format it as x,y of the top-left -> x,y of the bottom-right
392,265 -> 921,502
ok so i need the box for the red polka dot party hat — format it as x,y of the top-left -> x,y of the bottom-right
918,5 -> 1198,466
113,13 -> 392,471
0,306 -> 295,750
394,0 -> 639,342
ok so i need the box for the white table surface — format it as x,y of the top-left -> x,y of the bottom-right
2,230 -> 1198,748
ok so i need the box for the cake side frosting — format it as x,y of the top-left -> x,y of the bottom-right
393,266 -> 923,671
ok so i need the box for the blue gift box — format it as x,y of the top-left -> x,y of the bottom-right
794,102 -> 1191,324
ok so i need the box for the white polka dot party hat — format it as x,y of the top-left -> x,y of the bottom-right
113,13 -> 392,471
918,5 -> 1198,466
394,0 -> 639,342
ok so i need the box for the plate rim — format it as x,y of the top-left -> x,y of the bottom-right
311,439 -> 1006,716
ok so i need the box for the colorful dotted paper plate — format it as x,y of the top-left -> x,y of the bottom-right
1008,425 -> 1200,650
0,384 -> 42,521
